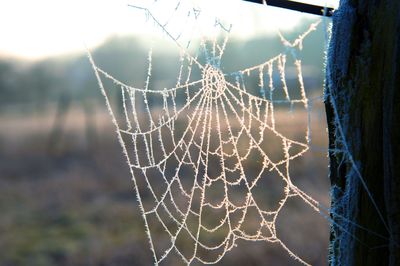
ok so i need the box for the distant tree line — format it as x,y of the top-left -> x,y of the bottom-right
0,19 -> 325,113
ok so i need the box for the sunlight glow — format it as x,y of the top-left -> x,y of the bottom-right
0,0 -> 338,60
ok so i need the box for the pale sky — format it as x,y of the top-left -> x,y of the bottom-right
0,0 -> 338,60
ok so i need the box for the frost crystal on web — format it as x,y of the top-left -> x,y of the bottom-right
88,1 -> 326,265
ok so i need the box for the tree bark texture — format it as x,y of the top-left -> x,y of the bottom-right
325,0 -> 400,265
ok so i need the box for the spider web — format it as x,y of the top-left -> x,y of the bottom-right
88,1 -> 328,265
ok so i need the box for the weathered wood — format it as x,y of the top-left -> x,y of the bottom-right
325,0 -> 400,265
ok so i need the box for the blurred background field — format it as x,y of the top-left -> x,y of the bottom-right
0,1 -> 332,265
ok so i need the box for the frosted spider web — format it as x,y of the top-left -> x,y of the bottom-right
88,1 -> 330,265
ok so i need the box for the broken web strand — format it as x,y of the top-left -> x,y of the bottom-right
86,2 -> 341,265
127,2 -> 206,72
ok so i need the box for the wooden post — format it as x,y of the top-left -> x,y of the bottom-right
325,0 -> 400,265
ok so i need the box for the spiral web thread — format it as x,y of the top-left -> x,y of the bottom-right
88,1 -> 328,265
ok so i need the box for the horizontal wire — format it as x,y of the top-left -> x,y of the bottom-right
243,0 -> 334,17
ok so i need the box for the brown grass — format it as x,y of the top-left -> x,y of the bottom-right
0,102 -> 330,266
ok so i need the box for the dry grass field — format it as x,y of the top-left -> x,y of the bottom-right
0,99 -> 330,265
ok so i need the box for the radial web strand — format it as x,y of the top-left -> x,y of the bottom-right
88,1 -> 332,265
